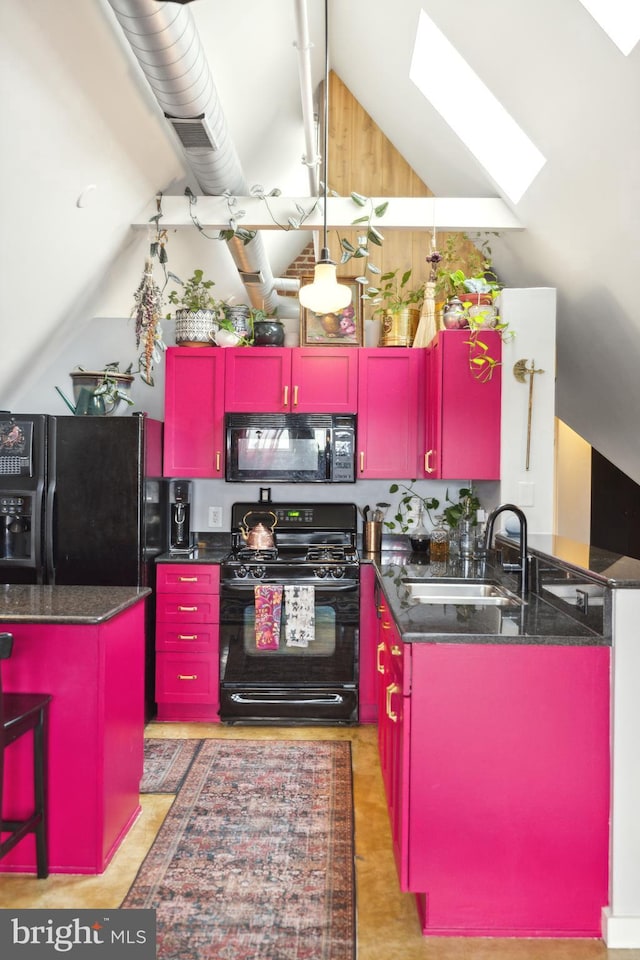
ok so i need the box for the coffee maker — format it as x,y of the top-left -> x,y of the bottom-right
168,480 -> 194,554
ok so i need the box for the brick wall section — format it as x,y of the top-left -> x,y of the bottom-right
281,243 -> 316,298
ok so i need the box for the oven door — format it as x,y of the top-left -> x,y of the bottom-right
219,578 -> 359,723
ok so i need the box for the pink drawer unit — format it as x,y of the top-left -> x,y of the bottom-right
156,652 -> 218,704
156,594 -> 219,624
156,564 -> 220,594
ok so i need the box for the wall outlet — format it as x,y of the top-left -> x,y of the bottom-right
208,506 -> 223,528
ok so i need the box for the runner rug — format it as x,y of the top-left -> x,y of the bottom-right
140,738 -> 203,794
124,739 -> 355,960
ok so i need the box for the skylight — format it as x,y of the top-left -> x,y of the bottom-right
576,0 -> 640,55
409,10 -> 546,204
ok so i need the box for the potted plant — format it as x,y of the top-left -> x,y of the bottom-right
363,268 -> 425,347
167,269 -> 227,346
59,362 -> 135,416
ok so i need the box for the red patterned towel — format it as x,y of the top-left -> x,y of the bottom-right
254,584 -> 283,650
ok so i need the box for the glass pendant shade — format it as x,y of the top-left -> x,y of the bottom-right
298,253 -> 352,314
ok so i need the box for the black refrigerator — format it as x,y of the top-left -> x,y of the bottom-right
0,412 -> 166,717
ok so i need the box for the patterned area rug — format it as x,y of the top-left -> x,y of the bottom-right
140,739 -> 203,793
124,739 -> 355,960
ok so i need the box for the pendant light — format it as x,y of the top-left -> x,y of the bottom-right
298,0 -> 352,314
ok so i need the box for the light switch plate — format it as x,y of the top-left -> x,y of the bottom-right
208,506 -> 223,528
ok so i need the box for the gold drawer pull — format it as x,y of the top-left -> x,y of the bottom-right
376,641 -> 385,674
178,576 -> 198,582
216,451 -> 221,472
381,620 -> 390,631
386,682 -> 400,722
178,634 -> 198,641
178,605 -> 198,612
424,449 -> 434,474
178,674 -> 198,681
391,643 -> 402,657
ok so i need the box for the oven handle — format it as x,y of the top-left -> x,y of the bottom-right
221,579 -> 358,592
230,693 -> 346,705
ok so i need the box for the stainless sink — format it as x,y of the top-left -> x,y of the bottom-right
543,582 -> 605,607
401,579 -> 525,607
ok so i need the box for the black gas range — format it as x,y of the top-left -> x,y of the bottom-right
219,502 -> 360,725
221,502 -> 359,584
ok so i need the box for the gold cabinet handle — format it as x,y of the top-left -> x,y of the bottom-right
293,385 -> 299,407
376,641 -> 385,674
386,682 -> 400,722
381,620 -> 390,631
283,384 -> 289,407
216,451 -> 221,472
178,576 -> 198,582
178,605 -> 198,612
391,643 -> 402,657
359,451 -> 365,472
424,450 -> 435,474
178,634 -> 198,640
178,674 -> 198,681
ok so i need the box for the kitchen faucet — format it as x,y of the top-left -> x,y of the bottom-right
484,504 -> 529,595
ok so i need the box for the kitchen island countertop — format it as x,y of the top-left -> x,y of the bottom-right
0,583 -> 151,624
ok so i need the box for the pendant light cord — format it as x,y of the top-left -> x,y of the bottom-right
321,0 -> 329,256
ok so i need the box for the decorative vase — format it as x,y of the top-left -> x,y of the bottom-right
378,307 -> 420,347
442,297 -> 468,331
174,308 -> 219,347
252,318 -> 285,346
224,304 -> 251,339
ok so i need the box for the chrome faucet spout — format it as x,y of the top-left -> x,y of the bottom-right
484,504 -> 529,595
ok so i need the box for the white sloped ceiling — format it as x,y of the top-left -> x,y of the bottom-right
1,0 -> 640,483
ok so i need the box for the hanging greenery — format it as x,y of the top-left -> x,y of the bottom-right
132,257 -> 166,386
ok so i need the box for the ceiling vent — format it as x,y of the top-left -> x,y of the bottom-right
164,114 -> 218,151
238,269 -> 265,285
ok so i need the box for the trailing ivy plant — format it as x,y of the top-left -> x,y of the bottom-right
442,487 -> 482,529
384,481 -> 440,534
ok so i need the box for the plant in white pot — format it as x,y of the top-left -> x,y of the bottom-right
167,269 -> 227,346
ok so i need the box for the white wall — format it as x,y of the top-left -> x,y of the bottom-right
499,287 -> 557,534
555,418 -> 592,543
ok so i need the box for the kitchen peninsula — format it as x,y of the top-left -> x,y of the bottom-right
364,534 -> 640,945
0,584 -> 150,874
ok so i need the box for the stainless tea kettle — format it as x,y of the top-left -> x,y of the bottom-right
240,511 -> 278,550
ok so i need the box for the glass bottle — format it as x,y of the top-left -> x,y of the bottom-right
430,514 -> 449,563
409,507 -> 430,555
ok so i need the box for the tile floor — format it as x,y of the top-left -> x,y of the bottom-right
1,722 -> 637,960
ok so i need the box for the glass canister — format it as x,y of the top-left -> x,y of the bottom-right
430,514 -> 449,563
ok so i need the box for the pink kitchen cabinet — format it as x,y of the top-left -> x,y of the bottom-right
424,330 -> 501,479
358,563 -> 379,723
224,347 -> 358,413
384,640 -> 610,937
155,563 -> 220,721
0,600 -> 147,874
163,347 -> 225,478
357,348 -> 425,478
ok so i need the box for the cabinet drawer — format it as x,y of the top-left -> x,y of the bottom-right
156,652 -> 218,703
156,623 -> 217,653
156,594 -> 219,623
156,564 -> 220,594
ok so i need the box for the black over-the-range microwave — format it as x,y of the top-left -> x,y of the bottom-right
225,413 -> 356,483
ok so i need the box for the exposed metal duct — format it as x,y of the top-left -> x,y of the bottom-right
106,0 -> 280,313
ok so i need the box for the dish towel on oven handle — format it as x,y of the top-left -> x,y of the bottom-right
254,584 -> 283,650
284,584 -> 315,647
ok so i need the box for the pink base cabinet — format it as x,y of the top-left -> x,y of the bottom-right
390,641 -> 610,937
1,601 -> 146,874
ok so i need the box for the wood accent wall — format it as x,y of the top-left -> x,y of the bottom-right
328,71 -> 433,311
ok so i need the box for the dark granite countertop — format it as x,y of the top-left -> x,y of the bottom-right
367,538 -> 612,646
0,584 -> 151,624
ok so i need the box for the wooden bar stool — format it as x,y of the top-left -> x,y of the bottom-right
0,632 -> 51,878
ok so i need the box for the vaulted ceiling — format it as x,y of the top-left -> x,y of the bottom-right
2,0 -> 640,481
